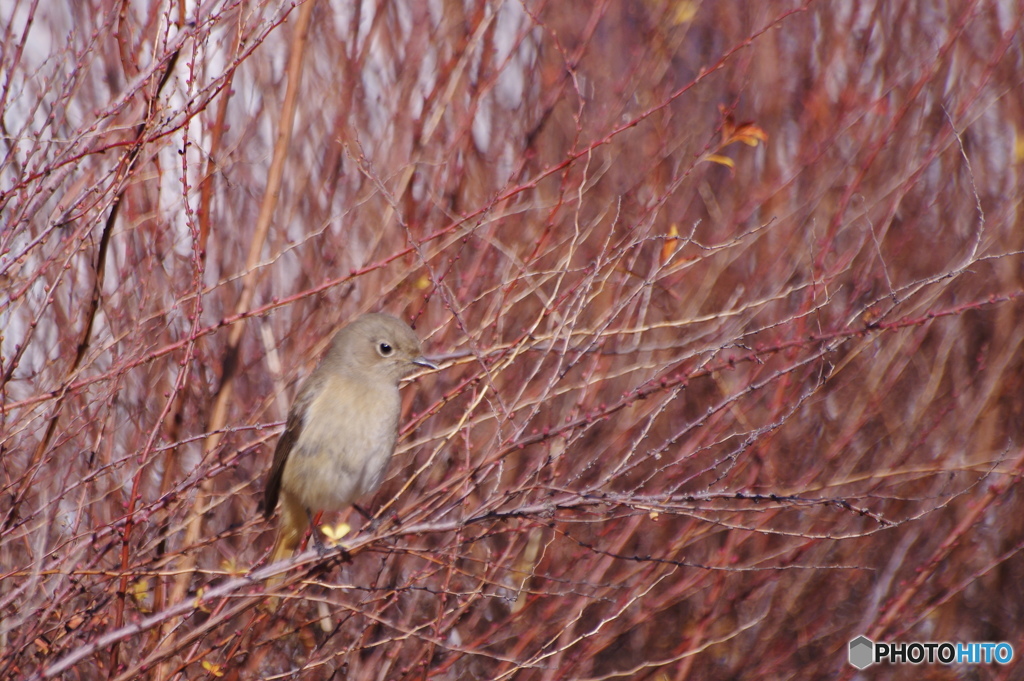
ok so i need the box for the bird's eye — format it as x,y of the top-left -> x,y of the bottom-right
378,342 -> 393,356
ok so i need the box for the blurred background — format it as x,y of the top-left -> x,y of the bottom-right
2,1 -> 1023,678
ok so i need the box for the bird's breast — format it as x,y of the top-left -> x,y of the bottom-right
281,374 -> 401,513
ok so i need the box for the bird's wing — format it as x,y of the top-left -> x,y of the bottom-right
263,407 -> 305,519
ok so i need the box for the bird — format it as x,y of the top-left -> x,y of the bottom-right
263,313 -> 436,566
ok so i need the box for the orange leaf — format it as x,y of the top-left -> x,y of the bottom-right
705,154 -> 735,168
718,104 -> 768,148
660,224 -> 680,266
730,122 -> 768,147
202,661 -> 225,677
320,522 -> 351,545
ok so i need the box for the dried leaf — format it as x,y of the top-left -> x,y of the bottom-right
730,122 -> 769,147
718,104 -> 768,148
129,579 -> 150,612
660,224 -> 680,266
706,154 -> 735,168
193,586 -> 210,613
202,660 -> 225,677
321,522 -> 351,546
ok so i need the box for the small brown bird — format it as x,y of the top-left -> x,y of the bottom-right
264,313 -> 436,564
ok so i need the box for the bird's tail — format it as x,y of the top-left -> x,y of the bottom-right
265,494 -> 308,609
270,508 -> 305,564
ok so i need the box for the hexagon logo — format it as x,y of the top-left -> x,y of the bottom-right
849,635 -> 874,669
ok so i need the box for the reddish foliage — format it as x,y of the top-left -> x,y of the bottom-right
2,2 -> 1023,679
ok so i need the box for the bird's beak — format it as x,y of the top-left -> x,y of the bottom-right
413,356 -> 438,371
